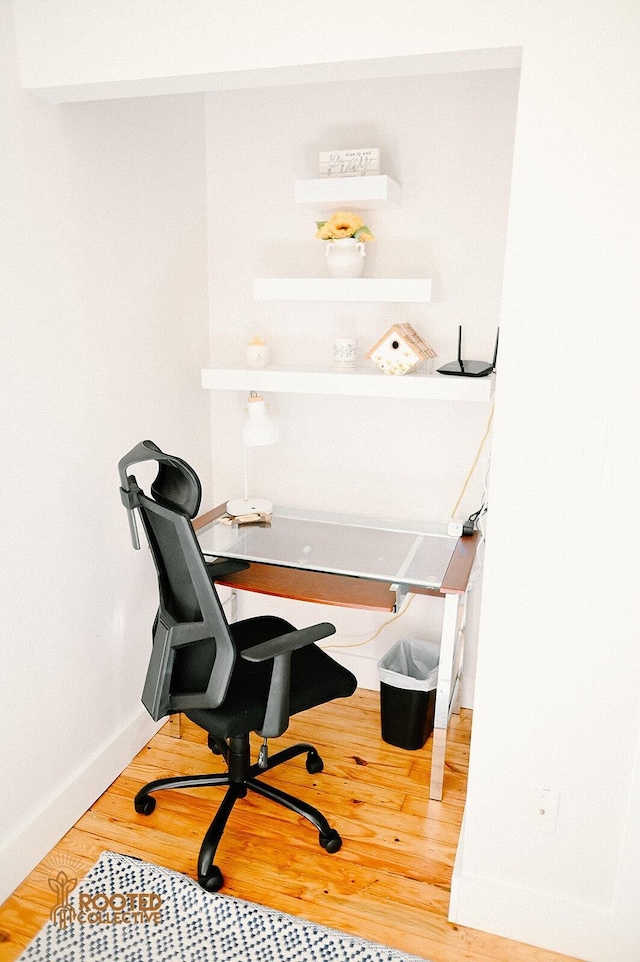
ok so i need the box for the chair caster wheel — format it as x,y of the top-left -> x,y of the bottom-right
134,796 -> 156,816
198,866 -> 224,892
319,829 -> 342,853
306,751 -> 324,775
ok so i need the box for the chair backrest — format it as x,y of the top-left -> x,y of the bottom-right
119,440 -> 235,721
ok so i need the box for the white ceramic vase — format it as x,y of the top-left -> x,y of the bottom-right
325,237 -> 366,278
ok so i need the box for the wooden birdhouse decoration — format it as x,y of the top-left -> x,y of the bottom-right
365,323 -> 437,375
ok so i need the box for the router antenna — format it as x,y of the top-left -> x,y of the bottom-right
492,327 -> 500,372
457,326 -> 464,373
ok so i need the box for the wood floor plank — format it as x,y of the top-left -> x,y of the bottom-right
0,693 -> 580,962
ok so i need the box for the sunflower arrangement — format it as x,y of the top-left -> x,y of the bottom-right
315,211 -> 374,242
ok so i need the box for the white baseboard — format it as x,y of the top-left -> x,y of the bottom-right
450,834 -> 636,962
0,707 -> 160,905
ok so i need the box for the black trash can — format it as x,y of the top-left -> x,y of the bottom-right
378,638 -> 439,750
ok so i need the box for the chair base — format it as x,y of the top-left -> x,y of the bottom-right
134,735 -> 342,891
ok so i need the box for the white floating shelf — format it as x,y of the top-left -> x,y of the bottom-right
201,366 -> 494,402
294,175 -> 402,210
253,278 -> 432,303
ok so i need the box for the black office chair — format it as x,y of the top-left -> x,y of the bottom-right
118,440 -> 357,892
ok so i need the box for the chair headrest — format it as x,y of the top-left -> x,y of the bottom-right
150,457 -> 202,519
119,440 -> 202,547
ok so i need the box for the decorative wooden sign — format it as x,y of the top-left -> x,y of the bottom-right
319,149 -> 380,177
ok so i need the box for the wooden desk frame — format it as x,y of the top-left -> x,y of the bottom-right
194,506 -> 479,800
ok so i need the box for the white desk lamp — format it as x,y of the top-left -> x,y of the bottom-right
226,393 -> 279,517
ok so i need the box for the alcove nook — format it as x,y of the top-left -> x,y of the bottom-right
202,55 -> 520,696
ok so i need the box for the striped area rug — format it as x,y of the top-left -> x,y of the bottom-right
20,850 -> 430,962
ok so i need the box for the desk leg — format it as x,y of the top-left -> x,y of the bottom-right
452,598 -> 467,717
168,714 -> 182,739
430,728 -> 447,800
228,589 -> 238,623
430,592 -> 461,800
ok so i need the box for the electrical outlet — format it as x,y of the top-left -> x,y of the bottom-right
535,788 -> 560,833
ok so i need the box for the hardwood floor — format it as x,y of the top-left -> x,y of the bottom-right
0,690 -> 579,962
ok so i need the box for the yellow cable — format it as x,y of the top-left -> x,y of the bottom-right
450,404 -> 494,519
320,595 -> 415,650
321,405 -> 494,653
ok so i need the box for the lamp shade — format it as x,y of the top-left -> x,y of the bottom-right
241,395 -> 279,448
226,394 -> 279,517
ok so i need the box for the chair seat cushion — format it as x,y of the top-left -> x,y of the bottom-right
184,616 -> 357,739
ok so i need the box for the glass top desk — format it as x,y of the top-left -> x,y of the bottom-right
194,504 -> 480,800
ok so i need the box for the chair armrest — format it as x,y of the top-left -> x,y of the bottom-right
206,558 -> 251,580
240,621 -> 336,739
240,622 -> 336,663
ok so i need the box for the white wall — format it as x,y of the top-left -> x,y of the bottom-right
448,9 -> 640,958
0,5 -> 212,903
10,2 -> 640,960
204,70 -> 518,694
